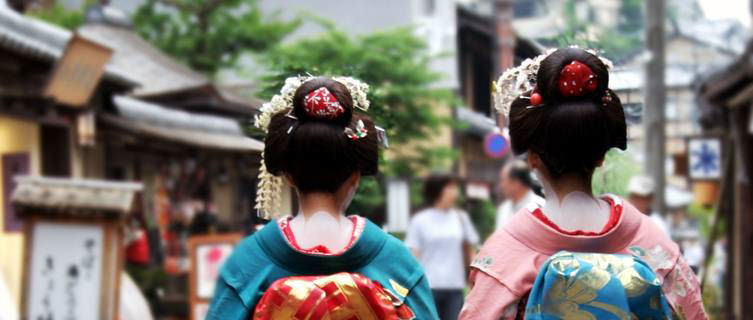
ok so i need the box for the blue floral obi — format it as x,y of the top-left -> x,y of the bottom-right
525,251 -> 672,320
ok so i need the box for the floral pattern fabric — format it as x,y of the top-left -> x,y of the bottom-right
525,251 -> 672,320
253,273 -> 416,320
459,195 -> 708,320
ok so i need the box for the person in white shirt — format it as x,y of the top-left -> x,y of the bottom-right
627,175 -> 671,235
405,174 -> 480,320
496,160 -> 545,230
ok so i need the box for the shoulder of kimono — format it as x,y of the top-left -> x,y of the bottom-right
218,228 -> 283,307
360,228 -> 428,304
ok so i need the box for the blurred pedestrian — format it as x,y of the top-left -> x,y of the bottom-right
496,160 -> 544,230
461,48 -> 705,319
208,77 -> 437,319
124,218 -> 150,266
681,230 -> 705,274
188,201 -> 224,235
627,175 -> 671,235
405,174 -> 480,320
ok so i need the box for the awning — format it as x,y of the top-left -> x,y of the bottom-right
12,176 -> 142,216
455,106 -> 497,136
102,96 -> 264,152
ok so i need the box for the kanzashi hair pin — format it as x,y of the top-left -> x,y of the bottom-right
285,110 -> 298,134
375,126 -> 389,149
602,91 -> 613,107
344,120 -> 368,140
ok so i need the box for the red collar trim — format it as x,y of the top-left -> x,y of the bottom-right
530,196 -> 623,236
278,215 -> 365,256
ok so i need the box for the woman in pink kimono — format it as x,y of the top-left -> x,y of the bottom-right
460,48 -> 707,319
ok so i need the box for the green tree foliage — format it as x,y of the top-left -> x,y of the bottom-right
27,2 -> 88,30
617,0 -> 643,34
467,199 -> 497,241
258,24 -> 455,176
132,0 -> 300,74
258,24 -> 456,219
553,0 -> 644,62
592,149 -> 641,197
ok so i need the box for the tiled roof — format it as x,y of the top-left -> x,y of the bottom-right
11,176 -> 142,215
78,24 -> 209,96
102,96 -> 264,152
0,5 -> 135,85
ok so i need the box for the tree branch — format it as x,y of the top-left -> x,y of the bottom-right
202,0 -> 225,15
156,0 -> 195,13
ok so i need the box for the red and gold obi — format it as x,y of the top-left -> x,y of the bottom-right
252,273 -> 415,320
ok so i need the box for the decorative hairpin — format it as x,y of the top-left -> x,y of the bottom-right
286,112 -> 298,134
559,60 -> 598,97
602,91 -> 613,106
304,87 -> 346,119
375,126 -> 389,148
345,120 -> 368,140
255,75 -> 370,134
493,46 -> 614,117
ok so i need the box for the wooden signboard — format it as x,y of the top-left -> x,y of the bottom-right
44,34 -> 113,107
12,176 -> 141,320
188,233 -> 243,320
23,216 -> 122,320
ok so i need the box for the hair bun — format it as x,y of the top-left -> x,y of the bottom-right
508,47 -> 626,178
536,48 -> 609,103
293,78 -> 353,126
558,60 -> 599,97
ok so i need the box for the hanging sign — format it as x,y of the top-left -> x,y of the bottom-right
44,33 -> 113,107
688,138 -> 722,180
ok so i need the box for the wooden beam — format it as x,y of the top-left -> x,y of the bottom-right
729,103 -> 753,317
728,83 -> 753,109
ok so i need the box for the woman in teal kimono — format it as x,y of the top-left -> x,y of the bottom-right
207,77 -> 438,320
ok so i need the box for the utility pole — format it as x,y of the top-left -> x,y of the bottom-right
644,0 -> 666,215
494,0 -> 515,128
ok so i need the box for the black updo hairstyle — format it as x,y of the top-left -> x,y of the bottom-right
264,77 -> 379,194
508,48 -> 627,179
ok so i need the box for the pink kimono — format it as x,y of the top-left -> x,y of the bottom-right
460,195 -> 707,320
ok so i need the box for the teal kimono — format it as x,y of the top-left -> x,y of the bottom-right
207,219 -> 439,319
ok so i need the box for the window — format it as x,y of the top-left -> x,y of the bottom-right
41,125 -> 71,177
623,102 -> 643,125
665,96 -> 678,120
424,0 -> 436,16
514,0 -> 538,18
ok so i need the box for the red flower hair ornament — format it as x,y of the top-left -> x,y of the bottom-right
528,60 -> 605,108
558,60 -> 598,97
493,47 -> 614,115
303,87 -> 346,119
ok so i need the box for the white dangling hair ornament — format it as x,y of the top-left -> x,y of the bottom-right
253,75 -> 371,219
